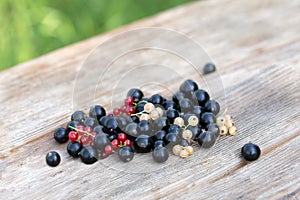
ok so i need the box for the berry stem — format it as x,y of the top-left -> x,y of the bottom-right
68,125 -> 94,137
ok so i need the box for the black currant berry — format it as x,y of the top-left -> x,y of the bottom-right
149,94 -> 164,105
179,98 -> 194,113
46,151 -> 61,167
99,116 -> 109,126
89,105 -> 106,120
153,130 -> 167,141
241,143 -> 261,161
94,133 -> 110,151
153,140 -> 165,148
118,146 -> 134,162
53,128 -> 68,144
172,91 -> 185,104
179,139 -> 189,147
194,89 -> 210,106
206,123 -> 220,137
203,63 -> 216,75
127,88 -> 144,102
197,131 -> 216,148
168,125 -> 181,135
105,117 -> 118,130
134,135 -> 153,153
93,125 -> 104,134
125,122 -> 138,138
204,100 -> 220,115
154,117 -> 170,132
67,141 -> 83,158
179,79 -> 198,95
152,146 -> 169,163
135,102 -> 146,113
84,117 -> 97,128
163,100 -> 179,111
166,109 -> 180,124
80,146 -> 98,164
71,111 -> 86,124
131,115 -> 140,123
200,112 -> 216,125
193,105 -> 205,118
164,132 -> 179,146
138,120 -> 152,135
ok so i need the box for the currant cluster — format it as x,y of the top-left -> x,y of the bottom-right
47,79 -> 232,166
217,114 -> 237,136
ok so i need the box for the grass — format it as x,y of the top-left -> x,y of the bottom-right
0,0 -> 194,71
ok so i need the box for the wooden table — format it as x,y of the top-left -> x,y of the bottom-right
1,0 -> 299,199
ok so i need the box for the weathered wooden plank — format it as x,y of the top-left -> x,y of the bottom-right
0,0 -> 300,199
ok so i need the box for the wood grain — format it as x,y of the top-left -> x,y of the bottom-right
0,0 -> 300,199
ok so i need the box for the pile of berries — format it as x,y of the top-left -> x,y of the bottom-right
47,79 -> 239,166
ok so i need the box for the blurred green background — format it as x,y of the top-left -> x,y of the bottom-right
0,0 -> 194,71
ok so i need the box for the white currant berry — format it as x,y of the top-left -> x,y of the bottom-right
219,126 -> 228,136
174,117 -> 185,127
140,114 -> 150,121
182,129 -> 193,140
188,116 -> 199,126
144,103 -> 155,113
229,126 -> 237,135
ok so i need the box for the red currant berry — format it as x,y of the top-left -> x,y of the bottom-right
80,135 -> 90,146
105,145 -> 113,154
85,126 -> 93,133
77,125 -> 85,131
113,108 -> 120,116
125,97 -> 134,106
90,141 -> 95,147
127,106 -> 135,115
111,139 -> 120,149
69,131 -> 78,142
99,152 -> 109,159
120,105 -> 127,113
117,133 -> 127,142
107,113 -> 113,117
124,139 -> 132,147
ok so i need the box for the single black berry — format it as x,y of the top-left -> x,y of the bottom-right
134,134 -> 153,153
179,79 -> 198,95
93,125 -> 104,134
204,100 -> 220,115
241,143 -> 261,161
80,146 -> 98,164
152,146 -> 169,163
89,105 -> 106,121
200,112 -> 216,125
67,141 -> 83,158
127,88 -> 144,102
94,133 -> 110,151
172,91 -> 185,104
166,109 -> 180,124
206,123 -> 220,137
163,100 -> 179,111
194,89 -> 210,106
84,117 -> 97,128
118,146 -> 134,162
138,120 -> 152,135
149,94 -> 164,105
71,111 -> 86,124
197,131 -> 216,148
46,151 -> 61,167
179,98 -> 194,113
153,140 -> 165,148
53,128 -> 68,144
203,63 -> 216,74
